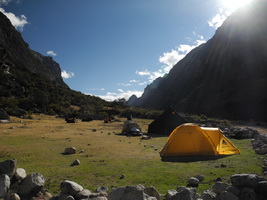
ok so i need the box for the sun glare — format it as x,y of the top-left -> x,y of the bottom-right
220,0 -> 254,12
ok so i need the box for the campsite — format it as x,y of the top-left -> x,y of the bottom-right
0,114 -> 266,198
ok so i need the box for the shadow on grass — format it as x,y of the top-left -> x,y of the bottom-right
161,155 -> 232,163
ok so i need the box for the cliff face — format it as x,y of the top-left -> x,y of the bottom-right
0,11 -> 66,86
130,0 -> 267,121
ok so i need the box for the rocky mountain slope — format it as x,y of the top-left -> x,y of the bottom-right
129,0 -> 267,121
0,11 -> 110,118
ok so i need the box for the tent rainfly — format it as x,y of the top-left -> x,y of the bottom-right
160,123 -> 240,157
148,106 -> 187,135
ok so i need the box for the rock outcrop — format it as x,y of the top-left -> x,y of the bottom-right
129,0 -> 267,122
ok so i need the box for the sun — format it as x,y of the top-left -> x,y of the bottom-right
220,0 -> 254,11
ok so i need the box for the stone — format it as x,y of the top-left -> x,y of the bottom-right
108,186 -> 145,200
220,191 -> 239,200
239,187 -> 257,200
170,187 -> 197,200
255,181 -> 267,197
166,189 -> 177,200
0,159 -> 17,178
201,190 -> 216,200
0,174 -> 10,198
6,193 -> 20,200
144,186 -> 161,200
226,186 -> 240,196
75,189 -> 92,199
194,175 -> 204,182
212,182 -> 229,194
231,174 -> 265,188
60,180 -> 83,196
64,147 -> 77,154
18,173 -> 45,196
188,177 -> 199,187
96,186 -> 108,193
14,168 -> 26,181
71,159 -> 80,166
89,197 -> 108,200
58,193 -> 75,200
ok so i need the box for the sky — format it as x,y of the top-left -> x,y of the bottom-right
0,0 -> 254,101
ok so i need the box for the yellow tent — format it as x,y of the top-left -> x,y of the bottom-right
160,123 -> 240,157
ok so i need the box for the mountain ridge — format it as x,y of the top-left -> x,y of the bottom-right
129,0 -> 267,121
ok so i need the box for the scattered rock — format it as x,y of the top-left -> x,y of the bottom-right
0,174 -> 10,198
0,159 -> 17,178
144,186 -> 161,200
64,147 -> 77,154
194,175 -> 204,182
18,173 -> 45,196
14,168 -> 26,181
60,180 -> 83,196
75,189 -> 92,199
108,186 -> 145,200
231,174 -> 265,188
71,159 -> 80,166
212,181 -> 229,194
119,174 -> 125,179
187,177 -> 200,187
96,186 -> 109,193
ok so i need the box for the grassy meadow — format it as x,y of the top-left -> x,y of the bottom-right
0,115 -> 266,195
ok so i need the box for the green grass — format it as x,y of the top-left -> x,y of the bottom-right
0,115 -> 265,196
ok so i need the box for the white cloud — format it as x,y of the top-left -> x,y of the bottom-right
47,51 -> 57,56
129,79 -> 139,83
61,70 -> 74,79
96,90 -> 143,102
136,35 -> 206,83
89,88 -> 105,91
0,7 -> 28,31
208,8 -> 230,29
117,83 -> 132,87
0,0 -> 13,5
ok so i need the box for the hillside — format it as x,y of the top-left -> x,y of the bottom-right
129,0 -> 267,122
0,11 -> 111,119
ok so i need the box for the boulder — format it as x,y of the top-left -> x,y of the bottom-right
58,193 -> 75,200
0,159 -> 17,178
14,168 -> 26,181
60,180 -> 83,196
18,172 -> 45,196
108,186 -> 145,200
64,147 -> 77,154
220,191 -> 239,200
255,147 -> 267,155
144,186 -> 161,200
96,186 -> 108,193
201,190 -> 216,200
75,189 -> 91,199
71,159 -> 80,166
231,174 -> 266,188
166,189 -> 177,200
226,186 -> 240,196
188,177 -> 199,187
239,187 -> 257,200
0,174 -> 10,198
255,181 -> 267,197
6,193 -> 20,200
212,182 -> 229,194
170,187 -> 198,200
194,175 -> 204,182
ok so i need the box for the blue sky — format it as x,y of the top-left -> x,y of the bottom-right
0,0 -> 253,101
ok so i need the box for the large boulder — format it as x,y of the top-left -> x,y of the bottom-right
170,187 -> 198,200
212,182 -> 229,194
0,174 -> 10,198
0,159 -> 17,178
108,186 -> 146,200
18,173 -> 45,196
231,174 -> 266,189
144,186 -> 161,200
60,180 -> 83,197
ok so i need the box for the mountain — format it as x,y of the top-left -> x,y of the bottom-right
129,0 -> 267,121
0,11 -> 110,118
